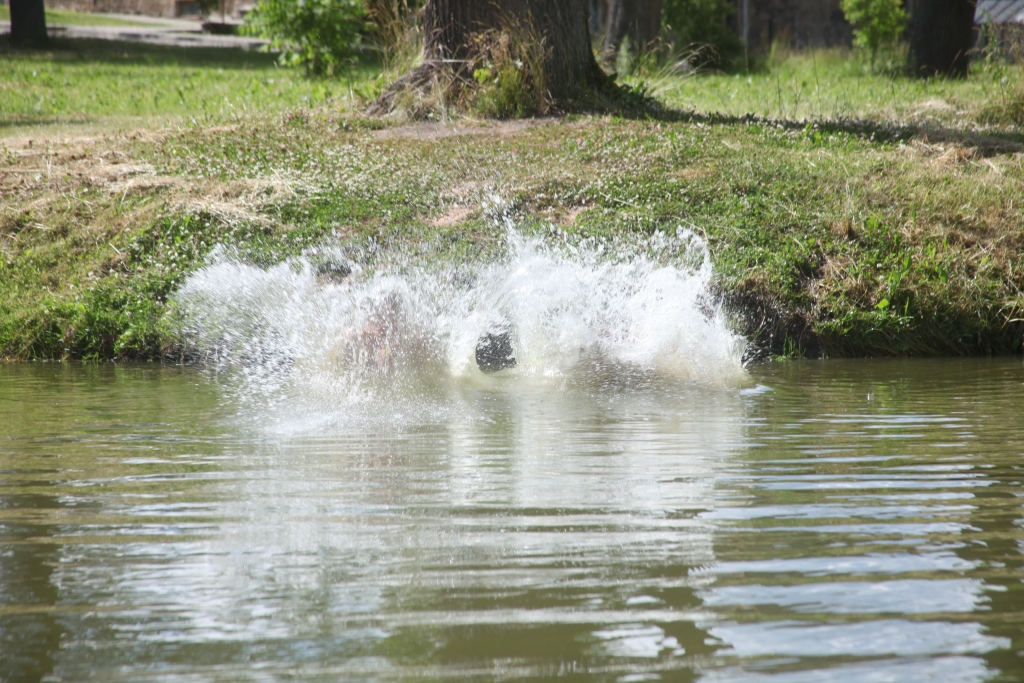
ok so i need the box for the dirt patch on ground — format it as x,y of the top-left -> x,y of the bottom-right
446,181 -> 484,198
555,205 -> 591,225
430,204 -> 477,227
673,167 -> 715,181
372,117 -> 558,140
1,127 -> 170,153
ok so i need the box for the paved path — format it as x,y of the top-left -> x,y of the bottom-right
1,13 -> 267,49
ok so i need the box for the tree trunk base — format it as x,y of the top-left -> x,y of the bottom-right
368,60 -> 659,119
370,0 -> 626,119
367,62 -> 456,118
910,0 -> 975,78
9,0 -> 49,48
368,59 -> 628,119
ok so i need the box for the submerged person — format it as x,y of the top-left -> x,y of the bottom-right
331,290 -> 517,374
330,292 -> 405,371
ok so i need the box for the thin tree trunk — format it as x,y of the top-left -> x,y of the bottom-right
603,0 -> 662,59
9,0 -> 49,47
423,0 -> 606,98
910,0 -> 976,77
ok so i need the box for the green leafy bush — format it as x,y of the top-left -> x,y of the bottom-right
243,0 -> 367,75
841,0 -> 907,68
662,0 -> 742,66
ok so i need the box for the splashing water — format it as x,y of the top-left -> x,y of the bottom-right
173,229 -> 747,429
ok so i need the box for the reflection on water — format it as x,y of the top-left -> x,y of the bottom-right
1,359 -> 1024,681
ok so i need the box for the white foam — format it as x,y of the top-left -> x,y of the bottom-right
172,228 -> 747,430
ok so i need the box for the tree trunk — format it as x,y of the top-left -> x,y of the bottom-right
603,0 -> 662,59
9,0 -> 49,47
422,0 -> 606,99
910,0 -> 976,77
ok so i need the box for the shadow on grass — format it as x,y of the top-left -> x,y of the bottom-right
474,74 -> 1024,155
657,109 -> 1024,154
608,89 -> 1024,154
0,35 -> 381,71
5,35 -> 1019,155
0,116 -> 94,130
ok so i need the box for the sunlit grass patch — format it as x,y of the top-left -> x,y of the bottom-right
0,38 -> 377,131
977,67 -> 1024,127
627,48 -> 1023,135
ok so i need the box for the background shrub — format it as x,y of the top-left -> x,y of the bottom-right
841,0 -> 908,68
662,0 -> 742,67
244,0 -> 367,75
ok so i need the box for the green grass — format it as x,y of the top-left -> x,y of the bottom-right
627,47 -> 1024,132
3,39 -> 1020,134
1,43 -> 1023,360
0,38 -> 378,131
0,6 -> 168,27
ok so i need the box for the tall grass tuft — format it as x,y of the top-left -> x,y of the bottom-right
616,39 -> 713,102
367,14 -> 551,120
976,25 -> 1024,126
468,24 -> 550,118
661,0 -> 742,68
365,0 -> 422,75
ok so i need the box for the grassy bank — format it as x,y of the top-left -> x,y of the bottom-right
2,42 -> 1023,360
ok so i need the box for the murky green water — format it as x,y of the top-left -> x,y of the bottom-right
2,359 -> 1024,682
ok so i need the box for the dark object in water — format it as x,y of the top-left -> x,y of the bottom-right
476,330 -> 516,373
314,261 -> 352,285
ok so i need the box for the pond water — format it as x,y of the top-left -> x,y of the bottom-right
4,232 -> 1024,681
3,357 -> 1024,682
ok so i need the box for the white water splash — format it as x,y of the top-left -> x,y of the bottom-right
172,228 -> 746,429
